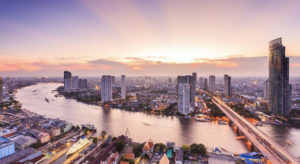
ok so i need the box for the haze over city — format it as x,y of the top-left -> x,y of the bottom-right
1,0 -> 300,76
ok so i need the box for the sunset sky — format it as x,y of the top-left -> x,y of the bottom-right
1,0 -> 300,77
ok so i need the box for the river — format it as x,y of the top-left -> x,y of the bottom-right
15,83 -> 300,157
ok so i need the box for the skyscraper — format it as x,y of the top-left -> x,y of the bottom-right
264,79 -> 269,100
0,77 -> 3,104
64,71 -> 72,91
79,79 -> 88,89
208,75 -> 216,92
224,74 -> 231,96
121,75 -> 126,99
269,38 -> 291,116
178,83 -> 190,115
101,75 -> 113,102
71,76 -> 79,90
199,77 -> 205,89
204,78 -> 208,91
177,74 -> 195,107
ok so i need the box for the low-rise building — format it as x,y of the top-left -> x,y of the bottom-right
10,135 -> 37,148
0,136 -> 15,159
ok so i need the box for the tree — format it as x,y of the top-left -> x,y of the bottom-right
154,143 -> 166,152
115,140 -> 126,152
190,143 -> 206,156
133,143 -> 144,157
197,144 -> 206,156
182,144 -> 190,155
101,130 -> 107,138
190,143 -> 198,154
92,137 -> 98,144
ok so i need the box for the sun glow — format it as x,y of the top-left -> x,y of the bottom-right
137,47 -> 224,63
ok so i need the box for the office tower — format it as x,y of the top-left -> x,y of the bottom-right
204,78 -> 208,91
79,79 -> 88,89
199,77 -> 205,89
192,72 -> 197,86
208,75 -> 216,92
178,83 -> 190,115
101,75 -> 113,102
121,75 -> 126,99
177,74 -> 195,107
71,76 -> 79,90
269,38 -> 291,116
264,79 -> 269,100
0,77 -> 3,104
224,74 -> 231,96
64,71 -> 72,91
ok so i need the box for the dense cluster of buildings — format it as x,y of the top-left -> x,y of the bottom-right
177,74 -> 232,115
63,71 -> 88,91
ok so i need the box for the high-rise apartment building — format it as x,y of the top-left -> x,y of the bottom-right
121,75 -> 126,99
177,74 -> 195,107
204,78 -> 208,91
208,75 -> 216,92
269,38 -> 291,116
71,76 -> 79,90
199,77 -> 205,90
0,77 -> 3,104
224,74 -> 231,96
101,75 -> 113,102
178,83 -> 190,115
64,71 -> 72,91
79,79 -> 88,89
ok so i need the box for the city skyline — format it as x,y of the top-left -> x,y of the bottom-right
1,0 -> 300,76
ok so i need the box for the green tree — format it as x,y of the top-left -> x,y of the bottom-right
115,140 -> 126,152
182,144 -> 190,155
101,130 -> 107,138
133,143 -> 144,157
92,137 -> 98,144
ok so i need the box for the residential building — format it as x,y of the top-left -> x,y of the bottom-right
199,77 -> 205,89
79,79 -> 88,89
269,38 -> 291,115
0,77 -> 3,104
64,71 -> 72,91
178,83 -> 190,115
177,75 -> 195,107
121,75 -> 126,99
71,76 -> 79,90
174,147 -> 183,164
0,137 -> 15,159
101,75 -> 113,102
209,75 -> 216,92
224,74 -> 231,96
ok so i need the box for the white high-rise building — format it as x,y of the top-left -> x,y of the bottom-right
71,76 -> 79,90
121,75 -> 126,99
101,75 -> 113,102
178,83 -> 190,115
224,74 -> 231,96
208,75 -> 216,92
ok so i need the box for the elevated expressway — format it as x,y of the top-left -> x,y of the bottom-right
210,95 -> 299,164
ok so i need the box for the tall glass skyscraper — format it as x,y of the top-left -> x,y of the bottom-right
269,38 -> 291,116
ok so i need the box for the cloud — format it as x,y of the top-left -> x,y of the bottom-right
2,55 -> 300,77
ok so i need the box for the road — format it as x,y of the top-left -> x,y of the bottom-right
210,96 -> 299,164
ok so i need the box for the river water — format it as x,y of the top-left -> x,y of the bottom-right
15,83 -> 300,157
